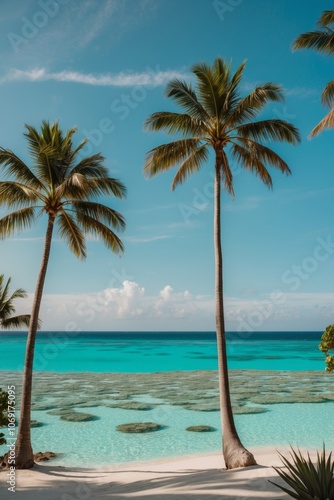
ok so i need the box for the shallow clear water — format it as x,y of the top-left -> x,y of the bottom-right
1,398 -> 333,467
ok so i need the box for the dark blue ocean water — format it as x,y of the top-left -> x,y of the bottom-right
0,330 -> 325,372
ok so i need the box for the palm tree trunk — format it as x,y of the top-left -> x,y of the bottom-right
214,158 -> 256,469
15,215 -> 55,469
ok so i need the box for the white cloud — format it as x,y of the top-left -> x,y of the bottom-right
11,286 -> 334,332
0,67 -> 189,87
11,281 -> 214,330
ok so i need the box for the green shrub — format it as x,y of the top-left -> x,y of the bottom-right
269,446 -> 334,499
0,388 -> 8,445
319,325 -> 334,371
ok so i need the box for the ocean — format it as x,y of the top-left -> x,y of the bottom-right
0,330 -> 325,372
0,330 -> 332,467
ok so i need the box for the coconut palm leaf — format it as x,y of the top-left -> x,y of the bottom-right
57,210 -> 86,258
144,138 -> 202,177
227,83 -> 285,127
71,201 -> 125,231
0,207 -> 36,239
76,212 -> 124,254
0,149 -> 44,190
145,112 -> 203,136
171,145 -> 209,190
293,10 -> 334,136
293,31 -> 334,55
2,315 -> 31,329
0,182 -> 41,207
0,275 -> 31,330
236,119 -> 300,144
165,79 -> 209,121
310,108 -> 334,137
322,79 -> 334,107
320,10 -> 334,27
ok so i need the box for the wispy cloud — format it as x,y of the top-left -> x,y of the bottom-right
124,235 -> 171,243
77,0 -> 118,48
0,67 -> 189,87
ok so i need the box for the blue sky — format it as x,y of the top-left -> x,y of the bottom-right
1,0 -> 334,332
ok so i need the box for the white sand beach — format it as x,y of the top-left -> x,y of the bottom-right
0,447 -> 293,499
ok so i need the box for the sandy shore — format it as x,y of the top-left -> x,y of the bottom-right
0,446 -> 293,499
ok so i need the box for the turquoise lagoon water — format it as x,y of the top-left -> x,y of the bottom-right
0,331 -> 332,467
0,330 -> 325,372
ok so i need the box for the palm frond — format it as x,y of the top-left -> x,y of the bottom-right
236,119 -> 301,144
55,173 -> 91,199
165,79 -> 209,121
231,143 -> 273,188
70,153 -> 109,178
192,61 -> 222,119
0,275 -> 12,314
0,149 -> 44,190
320,10 -> 334,28
71,201 -> 126,231
144,139 -> 202,177
0,182 -> 41,208
171,145 -> 209,190
59,175 -> 126,201
293,31 -> 334,55
144,112 -> 205,137
309,108 -> 334,137
1,314 -> 31,330
219,151 -> 235,197
76,212 -> 124,255
233,138 -> 292,175
0,207 -> 36,239
321,79 -> 334,107
57,210 -> 86,259
227,83 -> 284,127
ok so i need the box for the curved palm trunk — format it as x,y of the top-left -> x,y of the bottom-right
15,215 -> 55,469
214,159 -> 256,469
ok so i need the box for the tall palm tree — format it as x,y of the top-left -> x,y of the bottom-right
0,120 -> 126,469
0,274 -> 30,329
293,10 -> 334,136
143,58 -> 300,469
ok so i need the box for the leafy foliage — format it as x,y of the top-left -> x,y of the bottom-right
144,57 -> 300,194
293,9 -> 334,136
269,447 -> 334,500
319,324 -> 334,371
0,274 -> 31,330
0,120 -> 126,259
0,388 -> 8,445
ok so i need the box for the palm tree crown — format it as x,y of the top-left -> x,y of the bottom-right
0,120 -> 126,256
0,274 -> 30,329
144,59 -> 300,189
293,10 -> 334,136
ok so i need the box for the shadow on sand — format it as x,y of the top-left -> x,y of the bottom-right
0,462 -> 289,499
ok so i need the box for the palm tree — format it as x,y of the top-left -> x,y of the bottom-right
0,274 -> 30,329
143,58 -> 300,469
0,120 -> 126,469
293,10 -> 334,136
